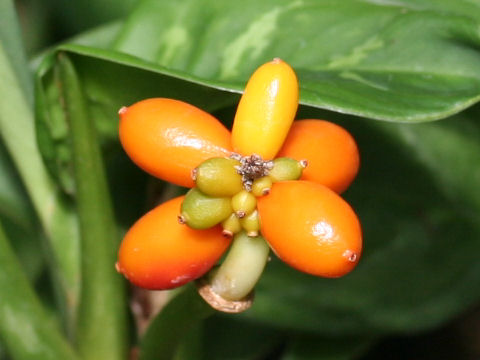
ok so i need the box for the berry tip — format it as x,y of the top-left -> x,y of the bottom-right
118,106 -> 128,115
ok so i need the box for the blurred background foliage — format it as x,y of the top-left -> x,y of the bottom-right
2,0 -> 480,359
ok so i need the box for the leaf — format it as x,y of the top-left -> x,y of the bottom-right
0,222 -> 78,360
240,105 -> 480,335
47,0 -> 137,35
0,0 -> 81,330
0,142 -> 36,230
140,284 -> 214,360
1,216 -> 44,283
282,336 -> 373,360
110,0 -> 480,122
0,0 -> 33,105
201,315 -> 282,360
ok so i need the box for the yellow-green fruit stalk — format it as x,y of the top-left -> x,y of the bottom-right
210,232 -> 270,301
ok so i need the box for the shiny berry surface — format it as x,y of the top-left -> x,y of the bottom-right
257,181 -> 362,278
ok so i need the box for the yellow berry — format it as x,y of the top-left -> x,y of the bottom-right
231,190 -> 257,218
251,176 -> 273,197
232,59 -> 298,159
240,210 -> 260,237
221,213 -> 242,237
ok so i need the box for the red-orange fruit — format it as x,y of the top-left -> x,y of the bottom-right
117,196 -> 231,289
257,181 -> 362,278
119,98 -> 232,187
277,120 -> 360,193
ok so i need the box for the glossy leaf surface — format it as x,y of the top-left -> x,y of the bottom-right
113,0 -> 480,122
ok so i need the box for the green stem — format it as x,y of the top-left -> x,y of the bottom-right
209,231 -> 270,301
0,221 -> 79,360
0,22 -> 80,331
140,284 -> 215,360
57,53 -> 127,360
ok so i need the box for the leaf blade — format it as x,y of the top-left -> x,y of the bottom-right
0,222 -> 78,360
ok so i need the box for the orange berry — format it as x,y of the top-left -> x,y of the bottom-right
117,196 -> 231,290
119,98 -> 232,187
277,120 -> 360,193
257,181 -> 362,278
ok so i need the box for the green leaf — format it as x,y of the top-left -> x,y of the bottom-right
201,315 -> 282,360
0,141 -> 36,230
0,0 -> 33,105
1,216 -> 44,283
140,284 -> 214,360
0,222 -> 78,360
110,0 -> 480,122
241,106 -> 480,335
56,53 -> 127,360
282,336 -> 373,360
48,0 -> 137,35
0,0 -> 81,331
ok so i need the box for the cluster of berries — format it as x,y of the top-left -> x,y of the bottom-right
115,59 -> 362,311
179,154 -> 307,238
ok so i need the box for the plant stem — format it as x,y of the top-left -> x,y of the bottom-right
57,53 -> 127,360
0,221 -> 79,360
210,231 -> 270,301
139,284 -> 215,360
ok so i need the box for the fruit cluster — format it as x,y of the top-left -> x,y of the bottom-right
116,59 -> 362,308
180,154 -> 306,237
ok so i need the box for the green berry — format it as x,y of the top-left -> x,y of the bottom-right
221,213 -> 242,237
240,210 -> 260,237
268,157 -> 304,182
194,157 -> 243,197
251,176 -> 272,197
231,190 -> 257,218
180,188 -> 232,229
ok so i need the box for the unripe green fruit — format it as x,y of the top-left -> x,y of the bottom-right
268,157 -> 304,182
251,176 -> 272,197
240,209 -> 260,237
221,213 -> 242,237
231,190 -> 257,218
180,188 -> 232,229
194,157 -> 243,197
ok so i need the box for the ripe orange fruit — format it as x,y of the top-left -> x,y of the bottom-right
277,120 -> 360,193
257,181 -> 362,278
117,196 -> 231,289
119,98 -> 232,187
